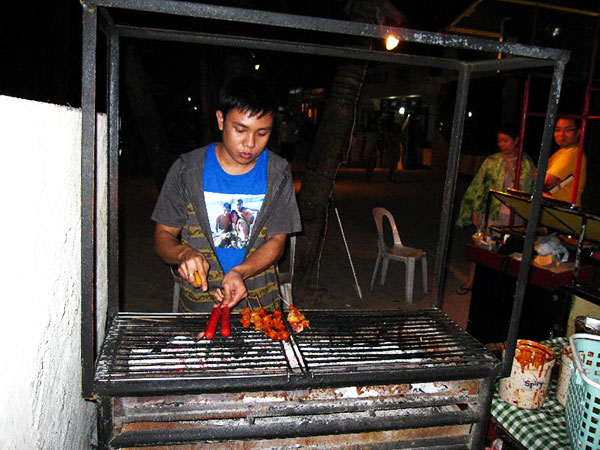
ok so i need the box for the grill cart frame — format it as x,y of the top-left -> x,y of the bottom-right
80,1 -> 569,447
96,309 -> 500,448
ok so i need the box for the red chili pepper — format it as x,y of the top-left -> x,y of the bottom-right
220,306 -> 231,337
204,307 -> 222,340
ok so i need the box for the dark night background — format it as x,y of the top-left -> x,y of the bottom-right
0,1 -> 474,108
1,1 -> 598,210
0,1 -> 474,121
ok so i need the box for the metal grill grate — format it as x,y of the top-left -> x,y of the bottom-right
96,314 -> 303,384
296,309 -> 490,374
94,309 -> 498,396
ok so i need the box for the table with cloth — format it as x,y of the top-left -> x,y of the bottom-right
465,244 -> 593,344
490,337 -> 570,449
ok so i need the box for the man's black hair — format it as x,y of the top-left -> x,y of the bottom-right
218,75 -> 277,119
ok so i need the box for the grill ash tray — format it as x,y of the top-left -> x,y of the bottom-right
94,308 -> 499,396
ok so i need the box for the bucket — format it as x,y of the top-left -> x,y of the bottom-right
556,344 -> 573,406
498,339 -> 556,409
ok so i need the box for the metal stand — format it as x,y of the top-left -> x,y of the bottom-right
332,199 -> 363,299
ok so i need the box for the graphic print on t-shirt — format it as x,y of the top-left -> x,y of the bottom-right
206,192 -> 264,249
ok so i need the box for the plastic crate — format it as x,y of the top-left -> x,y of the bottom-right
566,334 -> 600,450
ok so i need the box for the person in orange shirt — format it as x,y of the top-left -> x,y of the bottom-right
544,118 -> 587,205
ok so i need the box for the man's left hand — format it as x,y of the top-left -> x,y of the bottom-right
215,269 -> 247,308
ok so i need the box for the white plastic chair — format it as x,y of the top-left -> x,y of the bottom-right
369,207 -> 427,303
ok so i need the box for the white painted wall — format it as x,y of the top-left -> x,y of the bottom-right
0,96 -> 108,450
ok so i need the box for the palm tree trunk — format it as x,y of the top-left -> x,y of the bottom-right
293,62 -> 367,296
292,0 -> 403,299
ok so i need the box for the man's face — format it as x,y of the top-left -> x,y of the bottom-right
554,118 -> 580,148
216,108 -> 273,170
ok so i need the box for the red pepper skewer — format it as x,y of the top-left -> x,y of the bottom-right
220,306 -> 231,337
203,307 -> 222,340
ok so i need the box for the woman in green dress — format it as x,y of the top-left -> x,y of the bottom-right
455,124 -> 536,294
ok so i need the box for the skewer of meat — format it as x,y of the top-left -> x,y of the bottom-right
220,306 -> 231,337
201,307 -> 222,340
287,306 -> 310,333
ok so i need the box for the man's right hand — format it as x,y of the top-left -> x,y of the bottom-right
154,223 -> 210,291
177,247 -> 210,291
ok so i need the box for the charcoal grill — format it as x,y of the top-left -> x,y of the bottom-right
96,309 -> 499,447
80,1 -> 569,448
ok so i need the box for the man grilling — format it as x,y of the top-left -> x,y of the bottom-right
152,75 -> 302,312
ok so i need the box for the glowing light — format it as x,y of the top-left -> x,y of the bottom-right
467,111 -> 473,118
254,63 -> 260,71
385,34 -> 399,51
399,106 -> 405,115
187,97 -> 191,102
193,106 -> 198,111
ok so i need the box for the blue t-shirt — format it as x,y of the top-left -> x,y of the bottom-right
203,144 -> 267,274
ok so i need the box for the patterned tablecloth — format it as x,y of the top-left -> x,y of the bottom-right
490,337 -> 571,450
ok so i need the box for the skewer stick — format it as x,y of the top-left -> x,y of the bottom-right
275,293 -> 290,307
246,293 -> 261,310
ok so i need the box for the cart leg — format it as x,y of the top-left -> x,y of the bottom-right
470,375 -> 495,449
97,397 -> 114,450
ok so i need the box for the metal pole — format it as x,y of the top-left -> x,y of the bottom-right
573,216 -> 587,283
106,14 -> 121,319
81,1 -> 98,400
432,65 -> 471,307
514,74 -> 530,191
470,374 -> 496,449
570,17 -> 599,205
511,5 -> 537,226
93,0 -> 567,60
333,203 -> 363,300
501,59 -> 567,378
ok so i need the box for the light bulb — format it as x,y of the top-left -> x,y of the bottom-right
385,34 -> 399,51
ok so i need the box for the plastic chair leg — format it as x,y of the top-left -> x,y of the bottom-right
370,255 -> 381,292
380,258 -> 390,286
406,258 -> 415,303
421,256 -> 428,294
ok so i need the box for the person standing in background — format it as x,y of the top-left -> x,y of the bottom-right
544,117 -> 587,205
455,124 -> 536,295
